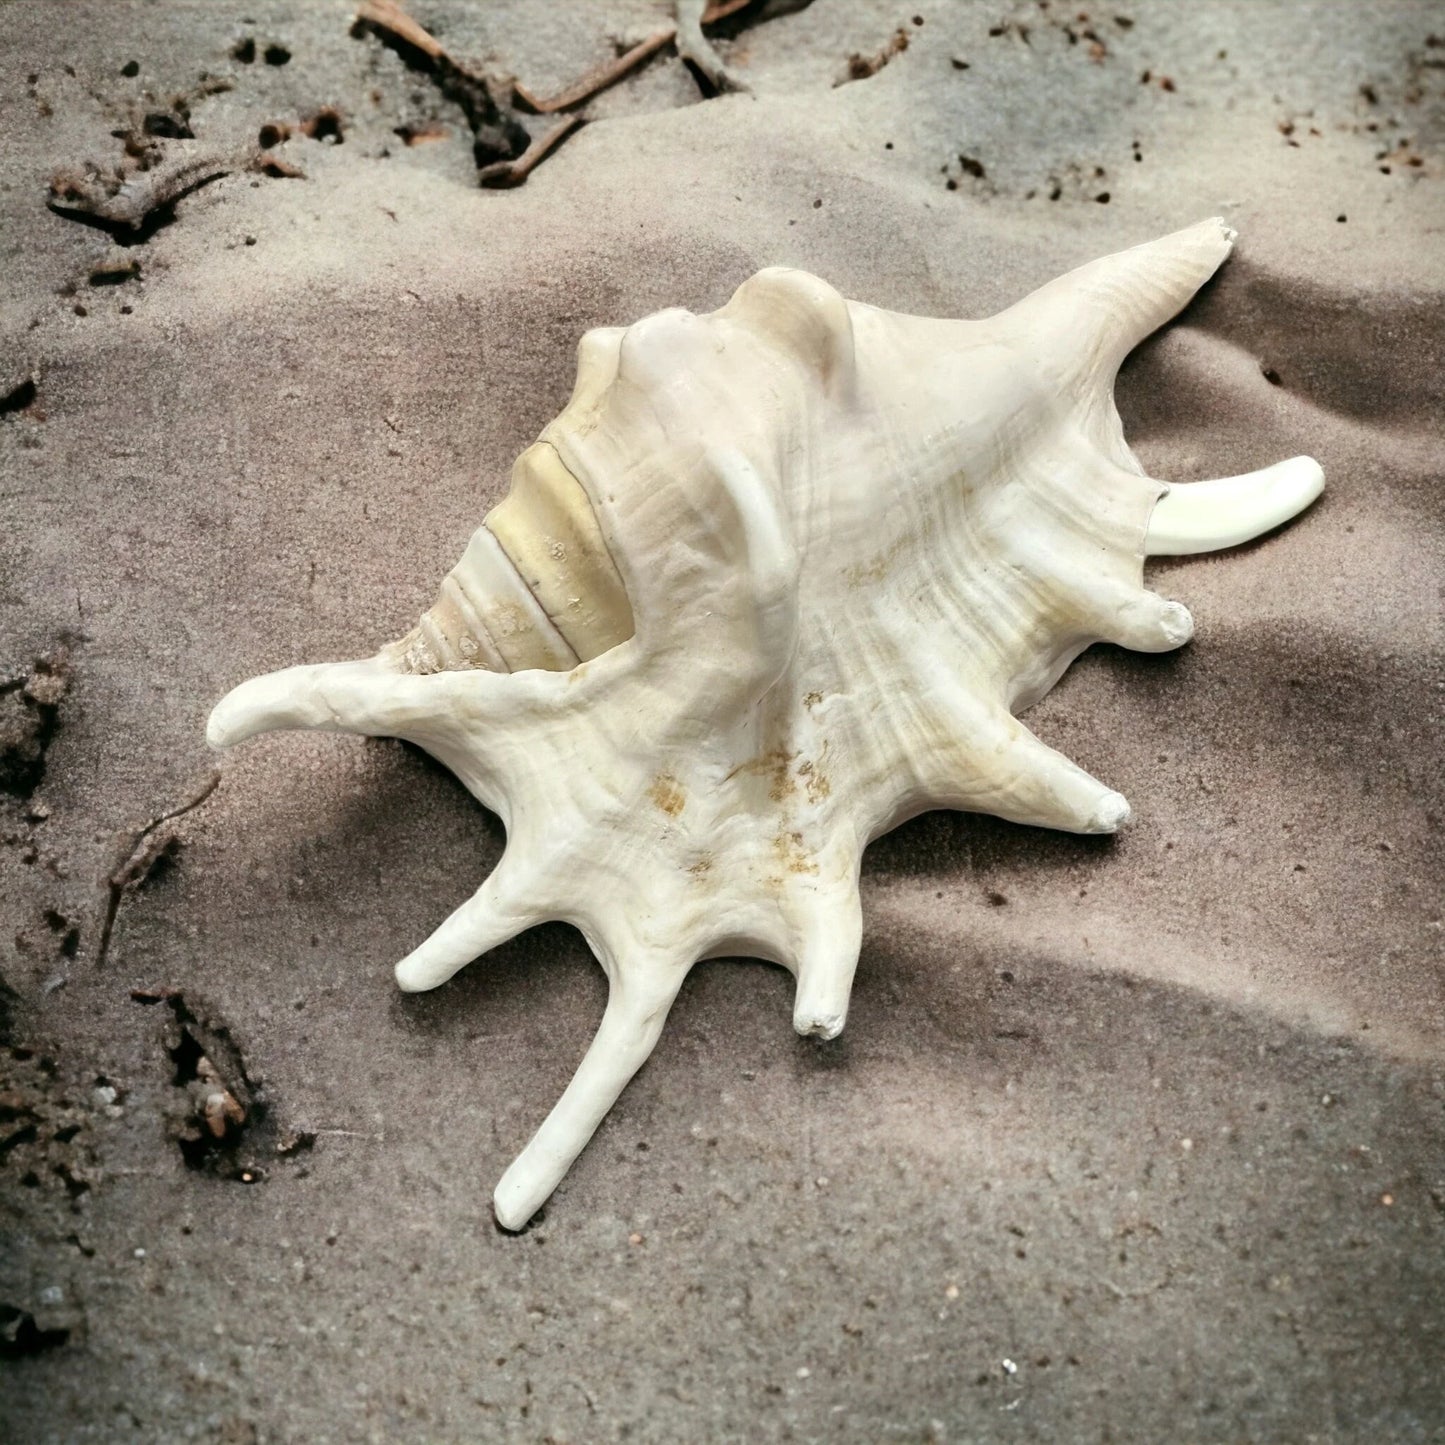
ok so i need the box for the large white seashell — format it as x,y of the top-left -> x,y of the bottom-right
208,219 -> 1324,1229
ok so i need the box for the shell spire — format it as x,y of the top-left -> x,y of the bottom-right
390,439 -> 635,677
208,223 -> 1325,1228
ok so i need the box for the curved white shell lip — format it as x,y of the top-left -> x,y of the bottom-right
205,219 -> 1325,1229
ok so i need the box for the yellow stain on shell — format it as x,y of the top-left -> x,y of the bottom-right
648,773 -> 687,817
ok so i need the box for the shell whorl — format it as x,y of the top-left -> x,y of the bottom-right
395,440 -> 634,675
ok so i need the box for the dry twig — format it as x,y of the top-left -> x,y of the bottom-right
513,27 -> 678,113
507,0 -> 759,114
95,771 -> 219,968
836,25 -> 910,86
49,150 -> 234,240
478,113 -> 586,187
354,0 -> 529,167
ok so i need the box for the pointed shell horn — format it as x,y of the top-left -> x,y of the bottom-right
1001,216 -> 1238,394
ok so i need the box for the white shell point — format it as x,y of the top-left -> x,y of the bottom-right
208,219 -> 1324,1229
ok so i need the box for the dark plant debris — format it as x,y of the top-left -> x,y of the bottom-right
134,989 -> 267,1177
276,1127 -> 316,1156
393,120 -> 450,146
353,0 -> 530,170
0,1304 -> 70,1357
49,150 -> 234,244
43,908 -> 80,959
95,772 -> 218,969
142,109 -> 194,141
89,257 -> 141,286
478,114 -> 585,188
0,648 -> 70,799
0,1043 -> 105,1208
300,106 -> 345,144
836,25 -> 910,85
988,19 -> 1031,45
255,152 -> 306,180
0,975 -> 19,1046
0,377 -> 38,417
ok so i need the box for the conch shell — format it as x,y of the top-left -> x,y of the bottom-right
209,219 -> 1323,1228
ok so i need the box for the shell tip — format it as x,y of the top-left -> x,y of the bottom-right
793,1008 -> 846,1041
1161,600 -> 1195,648
393,959 -> 430,993
205,706 -> 234,751
1089,791 -> 1132,834
493,1177 -> 539,1233
1294,455 -> 1326,505
493,1202 -> 526,1233
1212,216 -> 1239,247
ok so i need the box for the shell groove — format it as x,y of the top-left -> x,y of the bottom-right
209,219 -> 1324,1228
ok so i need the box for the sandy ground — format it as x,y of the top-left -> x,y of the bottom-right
1,1 -> 1442,1440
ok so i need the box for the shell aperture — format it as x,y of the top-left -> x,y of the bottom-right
208,219 -> 1324,1228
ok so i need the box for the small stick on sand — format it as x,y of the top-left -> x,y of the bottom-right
675,0 -> 753,94
512,0 -> 756,113
354,0 -> 529,168
513,27 -> 677,114
477,113 -> 586,188
49,149 -> 235,238
356,0 -> 753,185
354,0 -> 446,62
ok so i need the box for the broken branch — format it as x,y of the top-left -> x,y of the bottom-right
512,0 -> 757,113
478,113 -> 585,187
513,27 -> 677,114
354,0 -> 446,61
48,150 -> 234,242
354,0 -> 529,165
95,771 -> 220,968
